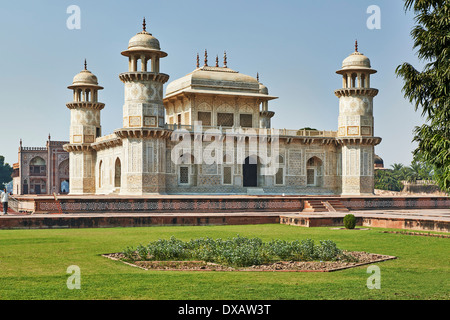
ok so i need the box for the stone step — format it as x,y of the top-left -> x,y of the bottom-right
302,200 -> 328,212
326,200 -> 350,212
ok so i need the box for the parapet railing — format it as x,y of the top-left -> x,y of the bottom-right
20,147 -> 47,151
7,195 -> 20,213
164,124 -> 337,138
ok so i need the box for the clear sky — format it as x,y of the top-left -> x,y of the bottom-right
0,0 -> 424,168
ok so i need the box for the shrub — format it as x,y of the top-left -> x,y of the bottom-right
315,240 -> 342,261
146,236 -> 191,261
299,238 -> 316,260
122,235 -> 344,267
343,214 -> 356,229
136,244 -> 149,260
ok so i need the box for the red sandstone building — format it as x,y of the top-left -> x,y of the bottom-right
12,136 -> 69,195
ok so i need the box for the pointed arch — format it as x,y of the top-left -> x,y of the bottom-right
114,158 -> 121,188
98,160 -> 103,189
306,156 -> 323,187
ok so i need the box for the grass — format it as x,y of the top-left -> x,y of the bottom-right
0,224 -> 448,300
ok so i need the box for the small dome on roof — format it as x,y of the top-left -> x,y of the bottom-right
121,19 -> 167,58
342,51 -> 371,69
336,41 -> 377,75
128,31 -> 161,51
259,83 -> 268,95
374,154 -> 384,165
72,69 -> 99,86
68,61 -> 103,89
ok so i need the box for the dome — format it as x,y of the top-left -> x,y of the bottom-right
121,20 -> 167,58
72,69 -> 99,86
342,52 -> 371,70
68,67 -> 103,90
374,154 -> 384,166
128,31 -> 161,51
259,83 -> 268,95
336,41 -> 377,75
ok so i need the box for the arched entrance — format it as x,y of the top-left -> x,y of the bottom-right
114,158 -> 121,188
58,159 -> 69,194
306,156 -> 323,187
60,180 -> 69,193
243,156 -> 258,187
98,161 -> 103,189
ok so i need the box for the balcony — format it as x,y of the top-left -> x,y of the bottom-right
29,166 -> 46,177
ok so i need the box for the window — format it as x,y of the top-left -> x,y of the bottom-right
114,158 -> 121,188
98,161 -> 103,188
306,157 -> 323,187
29,157 -> 46,176
307,169 -> 315,185
217,113 -> 234,127
179,166 -> 189,184
198,112 -> 212,126
240,114 -> 253,128
275,168 -> 284,185
223,166 -> 232,185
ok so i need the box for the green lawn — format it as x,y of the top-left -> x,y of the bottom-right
0,224 -> 448,300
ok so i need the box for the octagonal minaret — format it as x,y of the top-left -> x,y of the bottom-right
64,61 -> 105,194
335,41 -> 381,195
115,19 -> 171,195
119,18 -> 169,129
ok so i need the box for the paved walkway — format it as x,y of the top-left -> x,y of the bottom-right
283,209 -> 450,221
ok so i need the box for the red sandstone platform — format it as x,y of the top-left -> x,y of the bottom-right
280,209 -> 450,232
1,195 -> 449,232
0,209 -> 448,232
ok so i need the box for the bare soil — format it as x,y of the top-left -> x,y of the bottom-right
104,251 -> 396,272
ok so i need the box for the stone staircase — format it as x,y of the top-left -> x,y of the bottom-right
302,200 -> 329,212
302,199 -> 349,213
326,199 -> 350,212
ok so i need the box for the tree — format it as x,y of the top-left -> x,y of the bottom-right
0,156 -> 13,188
395,0 -> 450,192
374,169 -> 404,191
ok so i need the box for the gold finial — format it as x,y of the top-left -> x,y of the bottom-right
196,53 -> 199,68
223,51 -> 227,68
84,59 -> 87,70
143,17 -> 146,32
215,55 -> 219,67
204,49 -> 208,66
355,39 -> 358,52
